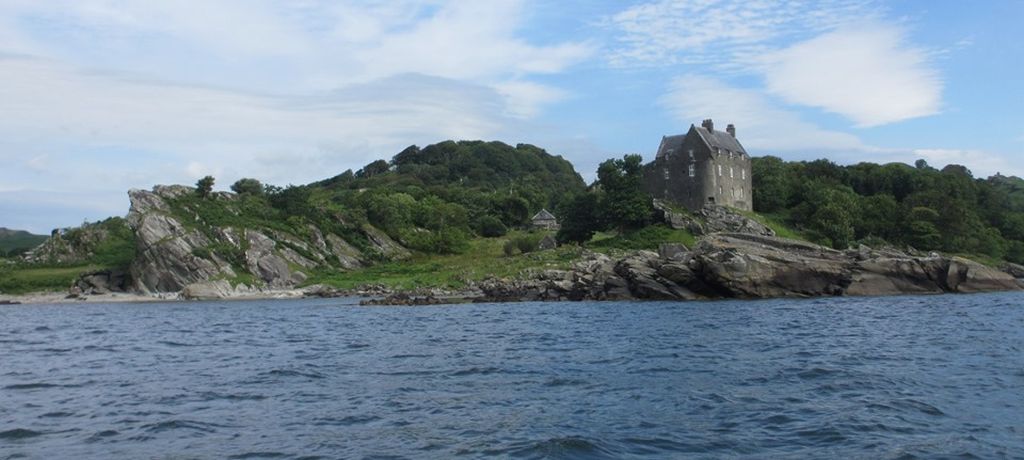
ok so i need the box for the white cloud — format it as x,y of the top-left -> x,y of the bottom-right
911,148 -> 1022,178
660,75 -> 863,152
760,23 -> 942,126
606,0 -> 875,68
0,56 -> 522,230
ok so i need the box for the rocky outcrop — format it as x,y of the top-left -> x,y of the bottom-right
121,185 -> 388,296
73,269 -> 129,295
654,201 -> 774,237
464,234 -> 1020,304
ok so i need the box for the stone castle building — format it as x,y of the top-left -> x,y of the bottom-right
642,119 -> 752,211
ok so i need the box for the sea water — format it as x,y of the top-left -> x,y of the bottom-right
1,293 -> 1022,459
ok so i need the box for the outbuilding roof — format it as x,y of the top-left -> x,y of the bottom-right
532,209 -> 557,221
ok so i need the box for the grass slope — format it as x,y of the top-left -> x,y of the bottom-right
0,228 -> 48,253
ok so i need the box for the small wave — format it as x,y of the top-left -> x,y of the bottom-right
345,343 -> 371,349
157,340 -> 195,347
265,369 -> 325,379
34,326 -> 52,331
86,430 -> 120,442
39,411 -> 74,418
4,383 -> 59,390
509,436 -> 618,459
797,367 -> 840,379
314,415 -> 381,426
388,353 -> 433,359
794,426 -> 847,445
544,377 -> 588,387
40,347 -> 74,353
0,428 -> 43,440
228,452 -> 289,459
892,399 -> 945,416
450,366 -> 501,376
197,391 -> 266,402
142,420 -> 221,434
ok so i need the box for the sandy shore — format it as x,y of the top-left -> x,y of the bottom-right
0,291 -> 177,305
0,288 -> 334,305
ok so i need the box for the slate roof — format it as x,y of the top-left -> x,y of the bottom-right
655,124 -> 747,159
532,209 -> 557,221
693,125 -> 746,155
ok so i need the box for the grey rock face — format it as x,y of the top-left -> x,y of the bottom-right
123,185 -> 380,297
653,200 -> 774,237
129,211 -> 234,293
468,233 -> 1020,304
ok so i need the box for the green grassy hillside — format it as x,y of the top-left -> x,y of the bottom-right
0,228 -> 47,255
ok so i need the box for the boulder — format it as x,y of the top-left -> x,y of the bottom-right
74,269 -> 129,295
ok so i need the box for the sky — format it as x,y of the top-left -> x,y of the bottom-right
0,0 -> 1021,233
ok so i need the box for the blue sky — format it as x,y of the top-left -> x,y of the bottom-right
1,0 -> 1021,233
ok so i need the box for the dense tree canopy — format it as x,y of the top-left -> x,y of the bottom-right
752,156 -> 1024,261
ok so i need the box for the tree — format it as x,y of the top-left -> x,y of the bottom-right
230,178 -> 263,196
596,154 -> 654,233
477,216 -> 507,237
556,193 -> 601,244
196,176 -> 215,198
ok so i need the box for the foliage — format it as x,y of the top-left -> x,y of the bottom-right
596,154 -> 656,232
588,225 -> 695,251
751,156 -> 1024,259
305,232 -> 581,290
556,193 -> 601,244
0,265 -> 102,294
477,216 -> 508,238
196,176 -> 215,198
230,178 -> 264,196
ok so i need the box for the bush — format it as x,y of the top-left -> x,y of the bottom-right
478,216 -> 507,237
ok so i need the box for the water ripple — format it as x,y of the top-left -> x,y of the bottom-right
0,293 -> 1021,458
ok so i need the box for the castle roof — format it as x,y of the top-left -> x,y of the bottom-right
693,125 -> 746,155
656,123 -> 747,160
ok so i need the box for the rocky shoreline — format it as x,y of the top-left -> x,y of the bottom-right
5,232 -> 1022,306
359,233 -> 1024,305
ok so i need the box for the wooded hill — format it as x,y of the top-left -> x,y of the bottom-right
751,157 -> 1024,263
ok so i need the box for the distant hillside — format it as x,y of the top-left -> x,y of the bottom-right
0,228 -> 47,255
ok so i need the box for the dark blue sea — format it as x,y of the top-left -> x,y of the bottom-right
1,293 -> 1023,459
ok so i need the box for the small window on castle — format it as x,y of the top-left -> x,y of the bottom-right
730,167 -> 734,178
739,188 -> 744,199
742,168 -> 746,180
663,168 -> 670,180
688,149 -> 694,159
717,165 -> 722,176
688,164 -> 695,177
719,186 -> 723,196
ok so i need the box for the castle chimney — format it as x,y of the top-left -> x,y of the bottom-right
726,124 -> 735,137
702,119 -> 714,132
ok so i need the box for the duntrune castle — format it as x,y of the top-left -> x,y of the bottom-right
641,118 -> 752,212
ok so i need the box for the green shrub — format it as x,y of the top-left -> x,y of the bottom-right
478,216 -> 507,237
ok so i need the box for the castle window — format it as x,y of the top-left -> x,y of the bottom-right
688,164 -> 695,177
688,149 -> 694,159
663,168 -> 670,180
717,165 -> 722,176
730,167 -> 734,178
742,168 -> 746,180
719,186 -> 723,196
739,188 -> 744,199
